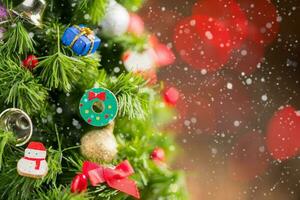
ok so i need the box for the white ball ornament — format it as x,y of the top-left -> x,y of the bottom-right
100,0 -> 130,36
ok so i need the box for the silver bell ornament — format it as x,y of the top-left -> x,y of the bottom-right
12,0 -> 46,27
0,108 -> 33,146
80,122 -> 118,163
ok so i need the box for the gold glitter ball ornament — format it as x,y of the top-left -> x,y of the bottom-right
80,122 -> 118,162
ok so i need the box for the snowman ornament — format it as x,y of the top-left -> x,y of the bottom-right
17,142 -> 48,179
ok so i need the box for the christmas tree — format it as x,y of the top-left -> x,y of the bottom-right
0,0 -> 188,199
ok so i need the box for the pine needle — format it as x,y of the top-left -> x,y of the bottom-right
74,0 -> 108,24
37,52 -> 85,92
36,27 -> 85,92
36,185 -> 87,200
89,0 -> 108,24
76,54 -> 101,89
0,130 -> 16,170
88,185 -> 121,199
1,173 -> 36,200
0,59 -> 48,114
0,20 -> 35,56
98,71 -> 150,119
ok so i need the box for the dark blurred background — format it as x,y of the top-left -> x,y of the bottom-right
138,0 -> 300,199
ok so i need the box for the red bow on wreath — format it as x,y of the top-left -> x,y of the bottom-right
71,160 -> 140,199
88,91 -> 106,101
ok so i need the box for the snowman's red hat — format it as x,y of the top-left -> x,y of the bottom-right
27,142 -> 46,151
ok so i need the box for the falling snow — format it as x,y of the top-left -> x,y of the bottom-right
205,31 -> 213,40
142,0 -> 300,199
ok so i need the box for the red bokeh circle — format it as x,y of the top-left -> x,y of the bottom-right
266,106 -> 300,161
173,15 -> 232,72
238,0 -> 280,45
192,0 -> 249,49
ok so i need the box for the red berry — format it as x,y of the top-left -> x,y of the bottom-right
70,173 -> 88,193
151,147 -> 165,162
163,87 -> 179,106
22,55 -> 39,70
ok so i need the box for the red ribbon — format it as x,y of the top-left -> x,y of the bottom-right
23,157 -> 45,170
72,160 -> 140,199
88,91 -> 106,101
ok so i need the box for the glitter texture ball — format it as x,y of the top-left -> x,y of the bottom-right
80,122 -> 117,162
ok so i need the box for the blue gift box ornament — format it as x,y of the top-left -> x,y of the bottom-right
61,25 -> 101,56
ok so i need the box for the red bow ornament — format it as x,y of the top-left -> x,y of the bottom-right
88,91 -> 106,101
71,160 -> 140,199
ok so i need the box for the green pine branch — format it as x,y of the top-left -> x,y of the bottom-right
34,21 -> 66,55
89,0 -> 108,24
34,147 -> 63,187
98,70 -> 151,120
88,185 -> 123,199
37,52 -> 85,92
142,170 -> 189,200
0,19 -> 35,57
36,27 -> 86,92
73,0 -> 108,24
1,174 -> 36,200
36,185 -> 87,200
114,115 -> 188,200
0,139 -> 33,200
117,0 -> 145,11
76,54 -> 101,90
0,59 -> 48,115
0,130 -> 16,170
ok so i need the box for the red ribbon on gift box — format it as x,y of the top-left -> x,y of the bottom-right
71,160 -> 140,199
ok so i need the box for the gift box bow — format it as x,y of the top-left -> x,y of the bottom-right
79,160 -> 140,199
75,26 -> 95,40
69,25 -> 97,54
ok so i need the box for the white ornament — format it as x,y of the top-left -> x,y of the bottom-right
123,48 -> 156,72
17,142 -> 48,179
100,0 -> 130,36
